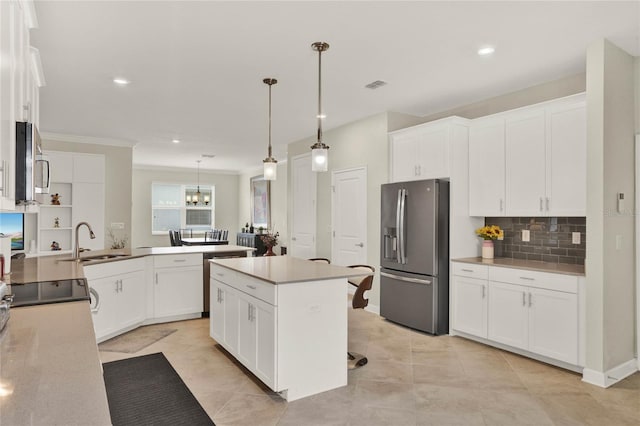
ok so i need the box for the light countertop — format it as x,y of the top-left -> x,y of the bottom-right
7,245 -> 254,284
452,257 -> 585,276
211,255 -> 366,284
0,301 -> 112,426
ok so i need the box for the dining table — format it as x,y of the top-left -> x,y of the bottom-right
181,238 -> 230,246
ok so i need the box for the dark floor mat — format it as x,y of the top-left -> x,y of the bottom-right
102,352 -> 215,426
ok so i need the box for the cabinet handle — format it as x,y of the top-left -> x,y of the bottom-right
417,165 -> 421,175
482,285 -> 486,299
0,160 -> 6,196
90,287 -> 100,313
251,304 -> 255,322
115,279 -> 119,293
522,291 -> 526,306
539,197 -> 544,212
546,197 -> 550,211
246,285 -> 257,290
217,288 -> 220,303
173,259 -> 187,263
461,268 -> 473,273
155,273 -> 158,284
519,276 -> 535,281
248,304 -> 251,321
528,293 -> 533,307
499,199 -> 503,212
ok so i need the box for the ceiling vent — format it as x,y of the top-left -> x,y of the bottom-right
365,80 -> 387,89
201,154 -> 216,158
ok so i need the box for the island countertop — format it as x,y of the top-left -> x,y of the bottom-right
0,301 -> 112,426
211,255 -> 366,284
7,245 -> 254,284
452,257 -> 585,276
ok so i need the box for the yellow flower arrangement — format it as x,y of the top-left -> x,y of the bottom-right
476,225 -> 504,240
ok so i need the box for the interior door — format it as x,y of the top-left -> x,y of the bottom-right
290,154 -> 317,259
331,167 -> 367,266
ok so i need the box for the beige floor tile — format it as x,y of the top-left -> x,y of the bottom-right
416,410 -> 485,426
213,393 -> 286,426
351,359 -> 413,384
354,379 -> 416,411
414,383 -> 491,413
349,404 -> 417,426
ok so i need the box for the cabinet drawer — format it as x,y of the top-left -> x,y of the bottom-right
235,273 -> 276,306
211,265 -> 237,285
154,253 -> 201,268
489,267 -> 578,294
452,262 -> 489,280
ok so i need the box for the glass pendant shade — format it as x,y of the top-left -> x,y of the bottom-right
311,146 -> 328,172
264,159 -> 277,180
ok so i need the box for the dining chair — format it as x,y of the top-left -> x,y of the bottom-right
346,264 -> 375,368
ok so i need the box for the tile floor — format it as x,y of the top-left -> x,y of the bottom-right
99,308 -> 640,426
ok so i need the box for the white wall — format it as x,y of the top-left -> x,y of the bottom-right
585,39 -> 636,374
132,167 -> 239,248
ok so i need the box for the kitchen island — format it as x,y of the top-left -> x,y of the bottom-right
209,256 -> 364,401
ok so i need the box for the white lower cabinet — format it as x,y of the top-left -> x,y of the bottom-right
84,258 -> 146,342
211,277 -> 276,388
153,254 -> 203,320
452,261 -> 580,367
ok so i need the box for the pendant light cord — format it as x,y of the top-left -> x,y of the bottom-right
317,47 -> 322,144
268,82 -> 273,158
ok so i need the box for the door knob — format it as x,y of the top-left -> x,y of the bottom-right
355,242 -> 364,247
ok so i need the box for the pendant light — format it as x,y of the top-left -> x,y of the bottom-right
310,41 -> 329,172
193,160 -> 201,205
263,78 -> 278,180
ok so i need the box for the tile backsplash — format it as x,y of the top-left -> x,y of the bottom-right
484,217 -> 586,265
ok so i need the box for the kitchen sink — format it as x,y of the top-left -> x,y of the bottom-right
59,253 -> 130,262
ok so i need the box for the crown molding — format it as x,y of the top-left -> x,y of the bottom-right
40,132 -> 137,148
133,164 -> 240,175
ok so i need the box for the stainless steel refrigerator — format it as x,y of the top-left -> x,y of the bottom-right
380,179 -> 449,335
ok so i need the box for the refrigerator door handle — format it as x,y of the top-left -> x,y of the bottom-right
381,271 -> 431,285
399,188 -> 407,264
395,188 -> 402,263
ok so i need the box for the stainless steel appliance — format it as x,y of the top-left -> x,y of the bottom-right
16,121 -> 50,204
380,179 -> 449,334
0,282 -> 12,332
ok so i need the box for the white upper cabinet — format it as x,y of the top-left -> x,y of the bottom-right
546,102 -> 587,216
505,109 -> 546,216
0,0 -> 41,211
390,117 -> 468,183
469,94 -> 586,217
469,117 -> 505,216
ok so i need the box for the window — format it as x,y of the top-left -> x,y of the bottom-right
152,183 -> 215,234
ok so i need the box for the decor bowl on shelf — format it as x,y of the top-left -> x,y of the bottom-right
475,225 -> 503,259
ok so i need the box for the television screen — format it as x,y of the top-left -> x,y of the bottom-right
0,213 -> 24,251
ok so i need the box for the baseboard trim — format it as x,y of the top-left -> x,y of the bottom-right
582,358 -> 638,388
365,303 -> 380,315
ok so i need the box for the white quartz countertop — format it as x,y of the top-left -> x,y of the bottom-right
0,301 -> 112,426
211,255 -> 366,284
452,257 -> 585,276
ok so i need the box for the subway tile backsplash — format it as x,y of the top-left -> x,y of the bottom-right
485,217 -> 586,265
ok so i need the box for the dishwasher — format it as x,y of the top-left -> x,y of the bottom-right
203,253 -> 244,316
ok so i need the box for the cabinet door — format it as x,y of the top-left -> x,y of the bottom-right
118,270 -> 146,330
528,287 -> 578,364
46,151 -> 74,183
417,126 -> 450,179
254,299 -> 276,388
505,110 -> 546,216
210,281 -> 225,343
89,276 -> 120,340
452,276 -> 488,338
469,118 -> 505,216
488,281 -> 528,350
154,265 -> 203,318
390,133 -> 418,183
546,103 -> 586,216
237,297 -> 257,368
72,182 -> 105,250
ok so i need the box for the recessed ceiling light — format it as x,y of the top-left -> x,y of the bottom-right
113,78 -> 130,85
172,139 -> 180,144
201,154 -> 216,158
477,46 -> 495,56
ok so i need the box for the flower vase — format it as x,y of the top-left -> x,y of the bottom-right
264,246 -> 276,256
482,240 -> 494,259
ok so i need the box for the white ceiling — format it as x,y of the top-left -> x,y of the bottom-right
32,1 -> 640,173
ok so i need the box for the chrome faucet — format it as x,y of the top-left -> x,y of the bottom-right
73,222 -> 96,260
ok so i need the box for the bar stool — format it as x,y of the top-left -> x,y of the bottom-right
346,264 -> 375,369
